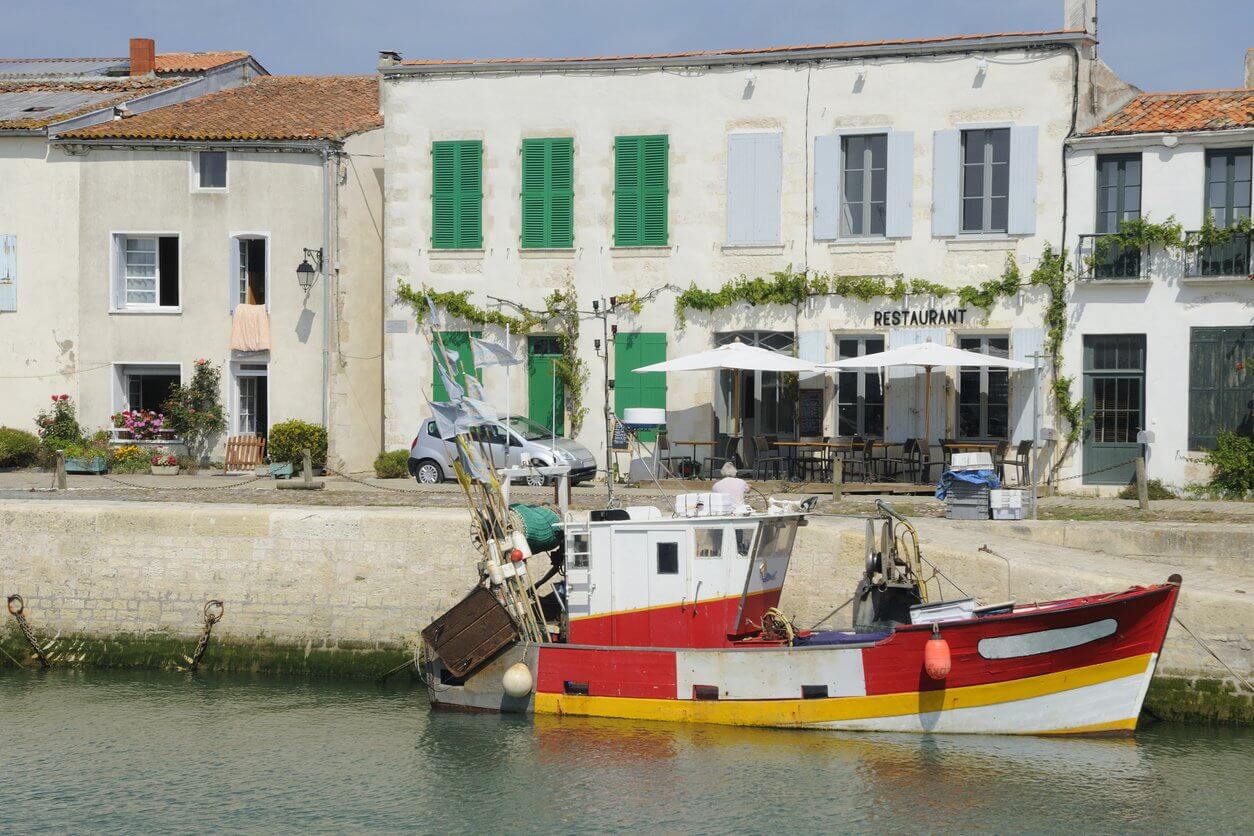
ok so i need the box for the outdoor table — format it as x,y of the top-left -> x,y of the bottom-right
670,440 -> 716,476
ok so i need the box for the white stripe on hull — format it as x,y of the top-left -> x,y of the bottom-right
812,654 -> 1156,735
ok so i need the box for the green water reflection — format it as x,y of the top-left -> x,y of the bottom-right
1,669 -> 1249,834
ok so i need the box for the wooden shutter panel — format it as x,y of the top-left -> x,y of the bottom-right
520,139 -> 548,248
456,141 -> 483,248
885,131 -> 914,238
614,137 -> 641,246
1007,125 -> 1039,235
1010,327 -> 1045,443
753,133 -> 782,244
431,142 -> 457,249
813,134 -> 840,240
0,234 -> 15,312
548,138 -> 574,248
931,130 -> 961,237
726,134 -> 756,245
641,135 -> 668,246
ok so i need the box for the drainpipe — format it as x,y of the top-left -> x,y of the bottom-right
321,143 -> 333,430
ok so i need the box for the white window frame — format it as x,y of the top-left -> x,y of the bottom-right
191,150 -> 229,193
229,232 -> 271,311
839,133 -> 888,239
110,232 -> 181,313
230,360 -> 270,437
955,333 -> 1011,440
111,361 -> 184,415
955,121 -> 1015,239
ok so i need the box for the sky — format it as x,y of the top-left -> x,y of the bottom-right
7,0 -> 1252,92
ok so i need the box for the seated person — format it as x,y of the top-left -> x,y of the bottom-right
712,461 -> 749,507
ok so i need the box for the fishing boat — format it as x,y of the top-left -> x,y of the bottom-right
419,490 -> 1179,736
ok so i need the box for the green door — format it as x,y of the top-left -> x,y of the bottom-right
1189,326 -> 1254,450
528,336 -> 565,435
1082,335 -> 1146,485
615,332 -> 667,441
432,330 -> 481,403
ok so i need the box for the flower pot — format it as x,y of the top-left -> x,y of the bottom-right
65,456 -> 107,474
150,465 -> 180,476
269,462 -> 294,479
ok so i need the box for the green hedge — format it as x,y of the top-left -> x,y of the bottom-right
267,420 -> 328,467
373,449 -> 410,479
0,427 -> 40,468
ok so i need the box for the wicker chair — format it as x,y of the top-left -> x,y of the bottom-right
702,435 -> 741,479
750,435 -> 786,480
1001,439 -> 1034,486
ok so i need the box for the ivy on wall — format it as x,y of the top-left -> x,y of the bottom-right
1085,214 -> 1254,269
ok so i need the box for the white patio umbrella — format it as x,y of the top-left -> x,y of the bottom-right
634,340 -> 818,436
820,339 -> 1032,448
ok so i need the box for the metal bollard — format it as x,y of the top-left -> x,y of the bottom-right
1134,456 -> 1149,511
55,450 -> 67,490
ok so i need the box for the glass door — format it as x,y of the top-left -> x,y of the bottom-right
1082,335 -> 1145,485
715,331 -> 796,443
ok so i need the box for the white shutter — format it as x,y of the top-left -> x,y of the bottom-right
726,134 -> 755,245
886,328 -> 948,443
229,237 -> 240,313
1007,125 -> 1039,235
0,234 -> 15,312
885,131 -> 914,238
112,235 -> 127,310
727,133 -> 782,245
931,130 -> 961,237
797,330 -> 825,387
814,134 -> 841,240
753,133 -> 782,244
1010,327 -> 1046,443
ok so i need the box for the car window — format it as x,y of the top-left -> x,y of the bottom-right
506,415 -> 558,441
427,420 -> 440,439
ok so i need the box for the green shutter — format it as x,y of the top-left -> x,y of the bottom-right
521,138 -> 574,249
432,330 -> 483,403
614,332 -> 667,441
431,141 -> 483,249
614,135 -> 668,246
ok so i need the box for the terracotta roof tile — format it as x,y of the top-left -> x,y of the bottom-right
58,76 -> 381,142
398,29 -> 1086,68
0,78 -> 181,130
153,51 -> 251,73
1083,89 -> 1254,136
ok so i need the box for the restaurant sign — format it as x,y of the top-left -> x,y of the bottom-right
872,308 -> 969,327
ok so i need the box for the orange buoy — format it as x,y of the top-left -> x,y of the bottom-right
509,548 -> 525,563
924,624 -> 951,680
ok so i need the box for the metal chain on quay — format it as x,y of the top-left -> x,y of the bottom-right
97,473 -> 267,491
180,600 -> 224,673
324,468 -> 425,495
6,595 -> 51,669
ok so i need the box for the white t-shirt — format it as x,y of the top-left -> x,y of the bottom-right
712,475 -> 749,507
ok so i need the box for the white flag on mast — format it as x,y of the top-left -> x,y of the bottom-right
470,335 -> 521,368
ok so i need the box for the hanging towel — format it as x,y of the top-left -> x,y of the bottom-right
230,304 -> 271,352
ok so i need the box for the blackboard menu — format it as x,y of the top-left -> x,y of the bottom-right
610,419 -> 631,451
798,389 -> 825,437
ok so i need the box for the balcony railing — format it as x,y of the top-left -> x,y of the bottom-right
1186,230 -> 1252,278
1078,234 -> 1145,280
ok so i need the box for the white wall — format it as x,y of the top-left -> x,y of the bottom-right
1063,137 -> 1254,491
382,48 -> 1077,459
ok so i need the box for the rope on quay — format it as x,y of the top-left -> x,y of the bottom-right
1173,616 -> 1254,693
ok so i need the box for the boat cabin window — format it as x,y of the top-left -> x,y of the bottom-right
570,532 -> 589,568
694,527 -> 724,558
756,519 -> 797,561
733,525 -> 756,557
656,542 -> 679,574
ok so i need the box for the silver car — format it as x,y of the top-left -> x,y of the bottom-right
408,414 -> 598,486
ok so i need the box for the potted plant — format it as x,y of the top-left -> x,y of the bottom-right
150,449 -> 180,476
111,409 -> 167,441
266,419 -> 328,479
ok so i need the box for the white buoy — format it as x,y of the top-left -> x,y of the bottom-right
502,662 -> 533,698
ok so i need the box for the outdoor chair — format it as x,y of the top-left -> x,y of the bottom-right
877,438 -> 916,483
799,438 -> 832,482
702,435 -> 741,479
1001,439 -> 1034,486
992,439 -> 1010,481
655,431 -> 685,477
939,439 -> 957,472
843,439 -> 879,483
908,437 -> 944,484
750,435 -> 786,480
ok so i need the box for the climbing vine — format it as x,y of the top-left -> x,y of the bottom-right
1085,214 -> 1254,270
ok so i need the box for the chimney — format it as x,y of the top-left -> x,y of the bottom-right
1063,0 -> 1097,36
1245,48 -> 1253,88
129,37 -> 156,76
378,50 -> 402,68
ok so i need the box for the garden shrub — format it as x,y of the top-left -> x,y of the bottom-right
1201,429 -> 1254,499
110,444 -> 150,474
35,394 -> 84,451
0,427 -> 40,468
267,420 -> 328,467
163,359 -> 226,463
374,449 -> 410,479
1117,478 -> 1175,501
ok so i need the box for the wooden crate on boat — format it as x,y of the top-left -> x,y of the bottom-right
421,586 -> 518,679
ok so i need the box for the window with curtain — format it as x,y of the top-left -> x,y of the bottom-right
957,335 -> 1010,438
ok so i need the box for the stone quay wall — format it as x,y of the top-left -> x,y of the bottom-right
0,500 -> 1248,721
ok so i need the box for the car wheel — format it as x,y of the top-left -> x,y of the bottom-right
414,459 -> 442,484
524,472 -> 547,487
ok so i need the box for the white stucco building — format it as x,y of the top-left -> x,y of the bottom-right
0,41 -> 385,471
1063,88 -> 1253,490
378,3 -> 1141,486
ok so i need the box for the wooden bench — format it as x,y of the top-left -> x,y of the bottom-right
224,435 -> 266,474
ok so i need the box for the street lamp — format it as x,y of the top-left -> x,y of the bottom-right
296,247 -> 323,293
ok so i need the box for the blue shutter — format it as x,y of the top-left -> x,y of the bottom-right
931,130 -> 961,237
813,134 -> 841,240
726,134 -> 756,245
0,234 -> 14,312
1011,327 -> 1046,443
885,131 -> 914,238
797,330 -> 825,387
1007,125 -> 1039,235
753,133 -> 782,244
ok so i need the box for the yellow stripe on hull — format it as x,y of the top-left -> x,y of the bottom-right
534,653 -> 1153,732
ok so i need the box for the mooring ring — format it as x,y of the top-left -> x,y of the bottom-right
203,599 -> 224,624
6,595 -> 23,616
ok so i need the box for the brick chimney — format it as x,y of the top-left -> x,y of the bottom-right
129,38 -> 156,76
1063,0 -> 1097,36
1245,48 -> 1253,88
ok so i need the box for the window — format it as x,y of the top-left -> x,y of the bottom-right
0,233 -> 14,312
716,331 -> 794,439
112,234 -> 179,310
656,541 -> 679,575
232,236 -> 267,307
115,364 -> 180,414
233,362 -> 268,438
521,138 -> 574,248
614,135 -> 668,246
733,525 -> 755,557
840,134 -> 887,237
726,132 -> 782,245
1096,153 -> 1142,233
836,336 -> 884,437
961,128 -> 1010,233
1206,148 -> 1252,227
957,336 -> 1010,439
1082,335 -> 1146,485
431,140 -> 483,249
693,527 -> 724,558
194,151 -> 227,190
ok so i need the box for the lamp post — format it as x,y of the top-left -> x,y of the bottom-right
296,247 -> 322,294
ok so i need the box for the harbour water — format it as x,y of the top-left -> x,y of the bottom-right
2,669 -> 1249,834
